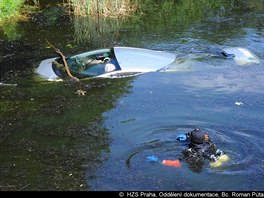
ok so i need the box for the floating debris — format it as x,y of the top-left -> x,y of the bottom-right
235,101 -> 243,106
146,155 -> 159,162
0,82 -> 17,86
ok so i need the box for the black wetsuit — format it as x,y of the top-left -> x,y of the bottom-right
182,140 -> 217,162
180,129 -> 222,172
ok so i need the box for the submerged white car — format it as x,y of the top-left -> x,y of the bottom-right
36,46 -> 260,81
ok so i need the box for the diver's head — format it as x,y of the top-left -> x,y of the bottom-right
189,128 -> 209,144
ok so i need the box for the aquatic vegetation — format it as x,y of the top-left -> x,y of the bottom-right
0,77 -> 133,190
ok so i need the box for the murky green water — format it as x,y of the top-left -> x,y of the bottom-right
1,0 -> 264,191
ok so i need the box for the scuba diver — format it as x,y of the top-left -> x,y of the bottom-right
147,128 -> 229,172
176,128 -> 227,172
175,128 -> 228,172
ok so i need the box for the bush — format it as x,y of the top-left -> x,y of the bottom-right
0,0 -> 24,22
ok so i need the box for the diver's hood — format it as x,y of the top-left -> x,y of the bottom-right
190,129 -> 206,144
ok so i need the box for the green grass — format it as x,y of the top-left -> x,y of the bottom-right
0,0 -> 24,22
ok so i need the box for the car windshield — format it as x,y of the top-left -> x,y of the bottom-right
67,57 -> 107,77
53,48 -> 121,78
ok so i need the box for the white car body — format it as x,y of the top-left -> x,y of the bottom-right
35,46 -> 260,81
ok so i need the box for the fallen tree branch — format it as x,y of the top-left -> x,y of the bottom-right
45,39 -> 78,80
19,183 -> 30,191
46,39 -> 87,96
55,49 -> 77,80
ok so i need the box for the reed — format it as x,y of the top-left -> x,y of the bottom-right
67,0 -> 139,17
73,15 -> 128,47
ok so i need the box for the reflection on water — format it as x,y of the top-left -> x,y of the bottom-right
73,16 -> 126,48
1,0 -> 264,191
89,65 -> 264,190
87,0 -> 264,191
180,64 -> 264,93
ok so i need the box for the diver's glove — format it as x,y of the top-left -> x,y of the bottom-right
215,149 -> 224,156
176,134 -> 188,141
209,154 -> 218,162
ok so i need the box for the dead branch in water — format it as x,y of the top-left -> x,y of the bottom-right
45,39 -> 77,80
45,39 -> 87,96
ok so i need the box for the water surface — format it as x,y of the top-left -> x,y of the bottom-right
87,0 -> 264,191
0,0 -> 264,191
